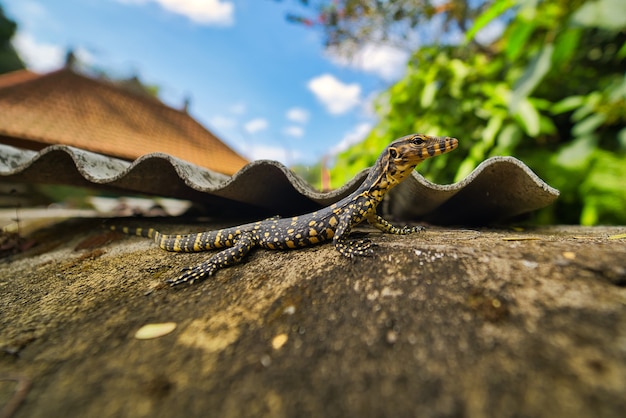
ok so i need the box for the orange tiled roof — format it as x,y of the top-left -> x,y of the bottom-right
0,68 -> 248,175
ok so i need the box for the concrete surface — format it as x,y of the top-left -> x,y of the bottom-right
1,218 -> 625,418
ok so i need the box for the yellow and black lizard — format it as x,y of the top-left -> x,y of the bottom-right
112,133 -> 458,286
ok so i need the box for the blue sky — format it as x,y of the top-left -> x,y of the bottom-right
3,0 -> 414,166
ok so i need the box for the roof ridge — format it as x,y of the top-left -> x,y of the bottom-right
0,69 -> 40,89
0,67 -> 248,174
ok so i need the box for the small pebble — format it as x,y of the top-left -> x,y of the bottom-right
562,251 -> 576,260
260,354 -> 272,367
134,322 -> 177,340
522,260 -> 538,269
272,333 -> 289,350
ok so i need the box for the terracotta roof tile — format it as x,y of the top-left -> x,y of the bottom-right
0,69 -> 248,175
0,69 -> 39,89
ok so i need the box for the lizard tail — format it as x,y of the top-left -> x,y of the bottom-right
110,225 -> 160,241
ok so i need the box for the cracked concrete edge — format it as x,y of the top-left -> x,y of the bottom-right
0,144 -> 559,224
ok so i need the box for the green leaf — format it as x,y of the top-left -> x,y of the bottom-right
579,150 -> 626,224
555,135 -> 597,169
528,97 -> 553,111
390,84 -> 410,105
420,80 -> 437,108
607,75 -> 626,102
483,114 -> 504,147
571,0 -> 626,31
571,92 -> 601,122
572,113 -> 607,137
491,83 -> 511,106
539,115 -> 557,135
506,21 -> 535,61
551,96 -> 585,114
465,0 -> 516,43
580,202 -> 599,226
510,44 -> 554,112
449,59 -> 469,80
515,98 -> 540,136
571,103 -> 594,122
495,124 -> 522,153
552,28 -> 582,66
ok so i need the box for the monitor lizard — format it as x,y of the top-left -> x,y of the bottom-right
112,133 -> 458,285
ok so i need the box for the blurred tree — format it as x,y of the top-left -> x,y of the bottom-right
110,74 -> 161,99
0,4 -> 25,73
274,0 -> 494,52
63,49 -> 161,100
280,0 -> 626,225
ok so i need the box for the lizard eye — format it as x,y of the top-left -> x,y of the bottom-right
412,136 -> 425,145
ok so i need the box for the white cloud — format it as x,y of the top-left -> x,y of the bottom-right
229,102 -> 246,115
117,0 -> 234,26
307,74 -> 361,115
283,126 -> 304,138
244,118 -> 269,134
12,32 -> 64,72
209,115 -> 237,130
12,31 -> 96,73
247,145 -> 299,163
286,107 -> 310,124
328,43 -> 409,81
330,122 -> 373,155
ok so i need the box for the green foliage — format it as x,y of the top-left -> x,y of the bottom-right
333,0 -> 626,225
291,163 -> 324,190
277,0 -> 492,48
0,4 -> 25,74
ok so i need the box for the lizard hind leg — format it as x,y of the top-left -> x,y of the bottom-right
167,233 -> 255,286
367,214 -> 425,235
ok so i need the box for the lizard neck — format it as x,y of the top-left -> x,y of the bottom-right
361,158 -> 415,202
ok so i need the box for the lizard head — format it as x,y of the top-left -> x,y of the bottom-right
369,133 -> 459,191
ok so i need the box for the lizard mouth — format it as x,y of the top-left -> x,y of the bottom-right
425,136 -> 458,158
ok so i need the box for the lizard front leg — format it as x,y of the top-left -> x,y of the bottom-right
366,214 -> 424,235
332,206 -> 375,258
168,233 -> 255,286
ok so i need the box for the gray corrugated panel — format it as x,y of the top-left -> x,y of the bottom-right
0,144 -> 559,224
386,156 -> 560,224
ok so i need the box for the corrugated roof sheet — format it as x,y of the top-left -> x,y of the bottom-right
0,144 -> 559,224
0,69 -> 248,175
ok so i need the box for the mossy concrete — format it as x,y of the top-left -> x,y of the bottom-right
1,218 -> 625,417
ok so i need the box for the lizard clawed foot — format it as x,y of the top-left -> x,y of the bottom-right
401,225 -> 425,234
167,262 -> 216,286
336,238 -> 377,258
350,238 -> 375,254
